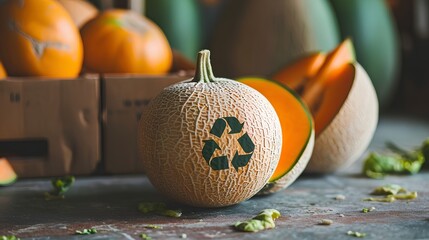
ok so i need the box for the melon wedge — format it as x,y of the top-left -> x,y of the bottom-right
238,78 -> 314,194
307,63 -> 378,173
0,158 -> 17,186
273,39 -> 378,173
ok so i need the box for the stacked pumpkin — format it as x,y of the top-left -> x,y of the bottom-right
0,0 -> 174,78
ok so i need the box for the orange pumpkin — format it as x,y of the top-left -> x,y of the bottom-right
0,62 -> 6,79
58,0 -> 99,28
80,10 -> 173,74
0,0 -> 83,78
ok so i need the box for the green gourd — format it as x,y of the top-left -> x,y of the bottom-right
145,0 -> 202,61
330,0 -> 400,107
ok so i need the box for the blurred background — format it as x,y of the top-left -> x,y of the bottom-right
94,0 -> 429,118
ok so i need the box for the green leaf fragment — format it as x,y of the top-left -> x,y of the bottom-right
364,195 -> 396,202
144,225 -> 163,229
392,191 -> 418,200
364,184 -> 417,202
234,209 -> 281,232
140,233 -> 152,240
75,228 -> 97,235
371,184 -> 406,195
138,202 -> 182,218
362,207 -> 375,213
363,152 -> 424,179
347,231 -> 366,238
45,176 -> 75,200
363,140 -> 429,179
0,236 -> 20,240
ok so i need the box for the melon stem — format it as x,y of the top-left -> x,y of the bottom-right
192,50 -> 216,83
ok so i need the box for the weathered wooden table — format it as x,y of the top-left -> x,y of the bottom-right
1,116 -> 429,240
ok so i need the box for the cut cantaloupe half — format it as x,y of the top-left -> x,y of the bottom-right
272,39 -> 378,173
307,63 -> 378,173
0,158 -> 17,186
238,78 -> 314,194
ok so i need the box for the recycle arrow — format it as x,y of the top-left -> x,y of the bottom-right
202,117 -> 255,171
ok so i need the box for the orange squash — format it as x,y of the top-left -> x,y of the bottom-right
58,0 -> 99,28
238,78 -> 314,194
80,9 -> 173,74
0,158 -> 17,186
0,0 -> 83,77
0,62 -> 6,79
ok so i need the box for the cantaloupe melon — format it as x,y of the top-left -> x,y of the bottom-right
209,0 -> 340,78
0,158 -> 17,186
273,40 -> 378,173
238,78 -> 314,194
138,50 -> 282,207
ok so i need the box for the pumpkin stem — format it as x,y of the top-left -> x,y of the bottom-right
192,50 -> 216,83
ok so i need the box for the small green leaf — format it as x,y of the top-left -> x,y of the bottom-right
75,228 -> 97,235
371,184 -> 406,195
45,176 -> 75,200
143,225 -> 163,229
138,202 -> 182,218
0,236 -> 20,240
392,191 -> 418,200
140,233 -> 152,240
364,195 -> 396,203
361,207 -> 375,213
363,140 -> 427,179
233,209 -> 281,232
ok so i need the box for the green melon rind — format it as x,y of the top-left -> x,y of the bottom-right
0,159 -> 17,187
237,78 -> 315,195
0,175 -> 17,186
329,0 -> 400,107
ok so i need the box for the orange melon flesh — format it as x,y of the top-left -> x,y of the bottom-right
311,64 -> 355,135
272,39 -> 356,136
0,158 -> 17,186
0,62 -> 6,79
302,39 -> 355,109
237,78 -> 313,182
273,52 -> 326,92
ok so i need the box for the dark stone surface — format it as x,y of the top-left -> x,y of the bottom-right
1,116 -> 429,240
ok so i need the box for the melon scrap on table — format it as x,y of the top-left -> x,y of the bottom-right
138,50 -> 282,207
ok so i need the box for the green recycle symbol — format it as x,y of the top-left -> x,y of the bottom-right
202,117 -> 255,171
